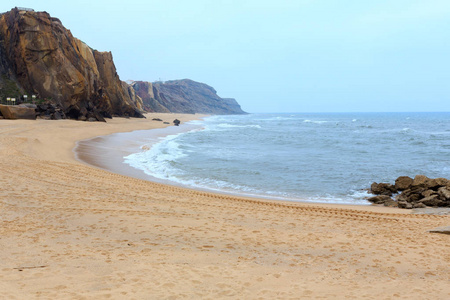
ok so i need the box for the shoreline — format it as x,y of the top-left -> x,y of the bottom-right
1,114 -> 449,299
76,118 -> 376,207
75,117 -> 207,186
75,114 -> 450,212
74,117 -> 397,210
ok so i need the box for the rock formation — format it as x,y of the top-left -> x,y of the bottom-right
130,81 -> 170,113
131,79 -> 246,115
368,175 -> 450,208
0,8 -> 245,120
0,104 -> 35,119
0,8 -> 144,120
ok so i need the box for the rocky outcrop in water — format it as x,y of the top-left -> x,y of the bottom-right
131,79 -> 246,115
368,175 -> 450,208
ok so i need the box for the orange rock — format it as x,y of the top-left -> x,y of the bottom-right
0,8 -> 143,118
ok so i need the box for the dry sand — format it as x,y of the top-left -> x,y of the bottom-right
0,113 -> 448,299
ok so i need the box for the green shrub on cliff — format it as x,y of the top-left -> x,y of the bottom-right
0,74 -> 21,104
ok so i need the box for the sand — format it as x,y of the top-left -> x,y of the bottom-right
0,114 -> 448,299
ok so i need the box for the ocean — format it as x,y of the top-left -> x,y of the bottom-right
124,113 -> 450,205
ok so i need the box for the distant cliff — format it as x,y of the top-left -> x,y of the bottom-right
0,8 -> 244,119
131,79 -> 246,115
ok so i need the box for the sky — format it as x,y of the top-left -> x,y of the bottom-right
2,0 -> 450,113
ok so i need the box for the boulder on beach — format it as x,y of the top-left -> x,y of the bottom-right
367,195 -> 397,207
368,175 -> 450,209
0,104 -> 36,120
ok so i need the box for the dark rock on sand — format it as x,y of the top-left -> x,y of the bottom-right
428,226 -> 450,235
367,195 -> 392,204
0,104 -> 36,119
420,195 -> 444,207
368,175 -> 450,209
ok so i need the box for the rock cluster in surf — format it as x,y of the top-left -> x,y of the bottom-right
368,175 -> 450,208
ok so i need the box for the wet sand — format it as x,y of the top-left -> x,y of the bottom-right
0,114 -> 449,299
75,117 -> 204,184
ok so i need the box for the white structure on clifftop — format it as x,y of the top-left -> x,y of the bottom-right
15,7 -> 35,12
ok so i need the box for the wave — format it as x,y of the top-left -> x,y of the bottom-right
124,133 -> 187,180
122,112 -> 449,206
254,116 -> 296,121
216,123 -> 262,129
303,119 -> 328,124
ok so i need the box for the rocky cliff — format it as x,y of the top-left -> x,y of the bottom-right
131,79 -> 246,114
0,8 -> 143,119
0,8 -> 245,119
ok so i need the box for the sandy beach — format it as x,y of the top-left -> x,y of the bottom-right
0,114 -> 448,299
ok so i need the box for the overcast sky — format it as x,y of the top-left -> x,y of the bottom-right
2,1 -> 450,113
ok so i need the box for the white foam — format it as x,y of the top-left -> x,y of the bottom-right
121,112 -> 449,206
124,133 -> 188,181
217,123 -> 261,129
254,116 -> 295,121
303,119 -> 328,124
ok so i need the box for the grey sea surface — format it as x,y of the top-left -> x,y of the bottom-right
123,113 -> 450,205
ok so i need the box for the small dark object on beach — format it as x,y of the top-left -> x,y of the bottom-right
163,122 -> 170,124
173,119 -> 181,126
428,226 -> 450,235
152,118 -> 163,121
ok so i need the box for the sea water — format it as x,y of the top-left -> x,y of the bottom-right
124,113 -> 450,204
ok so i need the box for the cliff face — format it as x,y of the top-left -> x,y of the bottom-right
131,81 -> 170,113
0,8 -> 143,118
0,8 -> 245,119
131,79 -> 246,115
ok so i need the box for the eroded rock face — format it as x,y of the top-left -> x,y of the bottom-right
130,81 -> 170,113
0,8 -> 245,120
131,79 -> 246,115
0,8 -> 143,118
